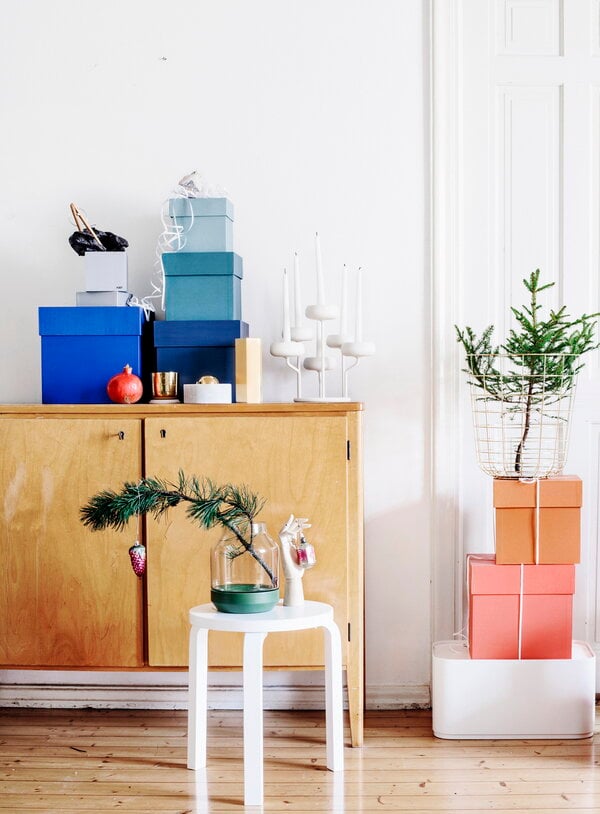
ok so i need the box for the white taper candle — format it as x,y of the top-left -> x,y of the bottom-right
340,264 -> 349,336
315,232 -> 325,304
283,268 -> 291,341
293,251 -> 302,327
355,267 -> 363,342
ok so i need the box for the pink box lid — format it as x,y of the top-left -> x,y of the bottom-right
468,554 -> 575,595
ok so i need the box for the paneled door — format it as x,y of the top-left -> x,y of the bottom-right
434,0 -> 600,681
0,418 -> 143,667
144,414 -> 352,669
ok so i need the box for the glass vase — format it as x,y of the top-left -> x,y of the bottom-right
211,522 -> 280,613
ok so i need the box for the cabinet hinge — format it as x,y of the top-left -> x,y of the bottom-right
348,623 -> 351,641
346,440 -> 351,460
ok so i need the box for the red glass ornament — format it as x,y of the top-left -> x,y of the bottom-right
128,542 -> 146,577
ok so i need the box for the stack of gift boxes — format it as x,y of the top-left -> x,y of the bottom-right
154,197 -> 251,402
38,197 -> 260,404
468,475 -> 582,660
38,248 -> 148,404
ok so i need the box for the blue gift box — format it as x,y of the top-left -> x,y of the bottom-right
153,320 -> 249,400
162,252 -> 243,321
39,306 -> 148,404
168,197 -> 234,252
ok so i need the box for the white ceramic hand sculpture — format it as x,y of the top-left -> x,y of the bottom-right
279,514 -> 311,607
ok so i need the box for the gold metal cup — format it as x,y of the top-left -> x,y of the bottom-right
152,372 -> 178,399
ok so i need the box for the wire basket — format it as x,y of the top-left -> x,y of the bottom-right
465,353 -> 578,479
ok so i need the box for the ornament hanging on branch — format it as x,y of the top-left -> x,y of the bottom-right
128,541 -> 146,577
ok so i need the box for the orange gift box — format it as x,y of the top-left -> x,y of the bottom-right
468,555 -> 574,660
493,476 -> 582,564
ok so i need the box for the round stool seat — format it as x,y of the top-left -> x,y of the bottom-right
189,600 -> 335,633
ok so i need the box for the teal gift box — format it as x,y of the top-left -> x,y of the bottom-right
168,197 -> 234,252
163,252 -> 243,321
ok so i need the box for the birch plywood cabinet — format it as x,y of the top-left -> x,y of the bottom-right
0,403 -> 364,746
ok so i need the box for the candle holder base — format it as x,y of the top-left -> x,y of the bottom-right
294,396 -> 352,403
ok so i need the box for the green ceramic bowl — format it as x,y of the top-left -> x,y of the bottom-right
211,584 -> 280,614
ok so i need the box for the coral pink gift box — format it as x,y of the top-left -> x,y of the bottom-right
468,555 -> 574,660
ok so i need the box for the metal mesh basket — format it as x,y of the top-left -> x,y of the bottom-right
466,353 -> 577,479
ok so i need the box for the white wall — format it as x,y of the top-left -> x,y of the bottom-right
0,0 -> 430,705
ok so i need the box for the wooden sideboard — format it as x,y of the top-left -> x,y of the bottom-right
0,402 -> 364,745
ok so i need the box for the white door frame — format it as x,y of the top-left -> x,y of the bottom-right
431,0 -> 464,643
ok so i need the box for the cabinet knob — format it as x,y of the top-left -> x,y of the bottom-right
118,431 -> 125,441
160,429 -> 167,438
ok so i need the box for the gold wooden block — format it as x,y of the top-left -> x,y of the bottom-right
235,338 -> 262,403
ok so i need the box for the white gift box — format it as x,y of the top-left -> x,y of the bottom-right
84,252 -> 128,292
432,640 -> 595,739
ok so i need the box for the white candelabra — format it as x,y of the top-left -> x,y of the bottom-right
270,235 -> 375,402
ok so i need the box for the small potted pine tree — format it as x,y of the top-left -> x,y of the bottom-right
455,270 -> 598,478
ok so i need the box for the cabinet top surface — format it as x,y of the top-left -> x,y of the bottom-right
0,402 -> 363,417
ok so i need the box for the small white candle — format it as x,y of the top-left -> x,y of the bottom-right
315,232 -> 325,304
355,267 -> 363,342
293,251 -> 302,327
283,268 -> 291,341
340,264 -> 349,336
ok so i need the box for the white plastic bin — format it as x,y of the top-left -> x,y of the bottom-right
432,640 -> 595,739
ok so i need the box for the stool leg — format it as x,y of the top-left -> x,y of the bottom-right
323,621 -> 344,771
243,631 -> 267,806
187,626 -> 209,770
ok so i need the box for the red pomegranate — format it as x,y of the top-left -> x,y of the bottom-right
107,364 -> 143,404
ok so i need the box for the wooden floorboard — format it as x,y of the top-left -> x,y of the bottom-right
0,708 -> 598,812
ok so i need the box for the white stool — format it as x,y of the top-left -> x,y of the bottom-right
187,600 -> 344,806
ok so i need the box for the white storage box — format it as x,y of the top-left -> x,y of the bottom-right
432,640 -> 595,739
76,290 -> 130,306
84,252 -> 128,292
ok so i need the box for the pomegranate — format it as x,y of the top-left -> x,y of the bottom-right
106,364 -> 143,404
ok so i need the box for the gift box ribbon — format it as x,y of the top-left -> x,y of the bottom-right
518,477 -> 541,565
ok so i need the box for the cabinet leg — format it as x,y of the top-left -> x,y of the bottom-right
187,626 -> 209,769
243,631 -> 267,806
346,658 -> 364,747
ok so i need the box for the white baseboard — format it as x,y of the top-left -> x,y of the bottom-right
0,682 -> 431,710
0,682 -> 334,710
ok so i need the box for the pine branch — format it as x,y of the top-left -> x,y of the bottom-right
80,475 -> 276,586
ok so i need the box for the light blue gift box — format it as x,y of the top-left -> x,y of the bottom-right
162,251 -> 243,321
168,197 -> 234,252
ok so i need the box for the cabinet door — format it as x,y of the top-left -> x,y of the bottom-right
0,418 -> 143,667
145,415 -> 349,667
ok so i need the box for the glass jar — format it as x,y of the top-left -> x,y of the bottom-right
211,522 -> 280,613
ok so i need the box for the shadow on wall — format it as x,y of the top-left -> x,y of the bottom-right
364,497 -> 432,688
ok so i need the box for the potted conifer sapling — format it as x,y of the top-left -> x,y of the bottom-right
455,270 -> 598,478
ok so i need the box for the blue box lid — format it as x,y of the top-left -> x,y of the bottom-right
168,197 -> 234,220
153,320 -> 249,347
39,306 -> 146,336
162,252 -> 243,279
